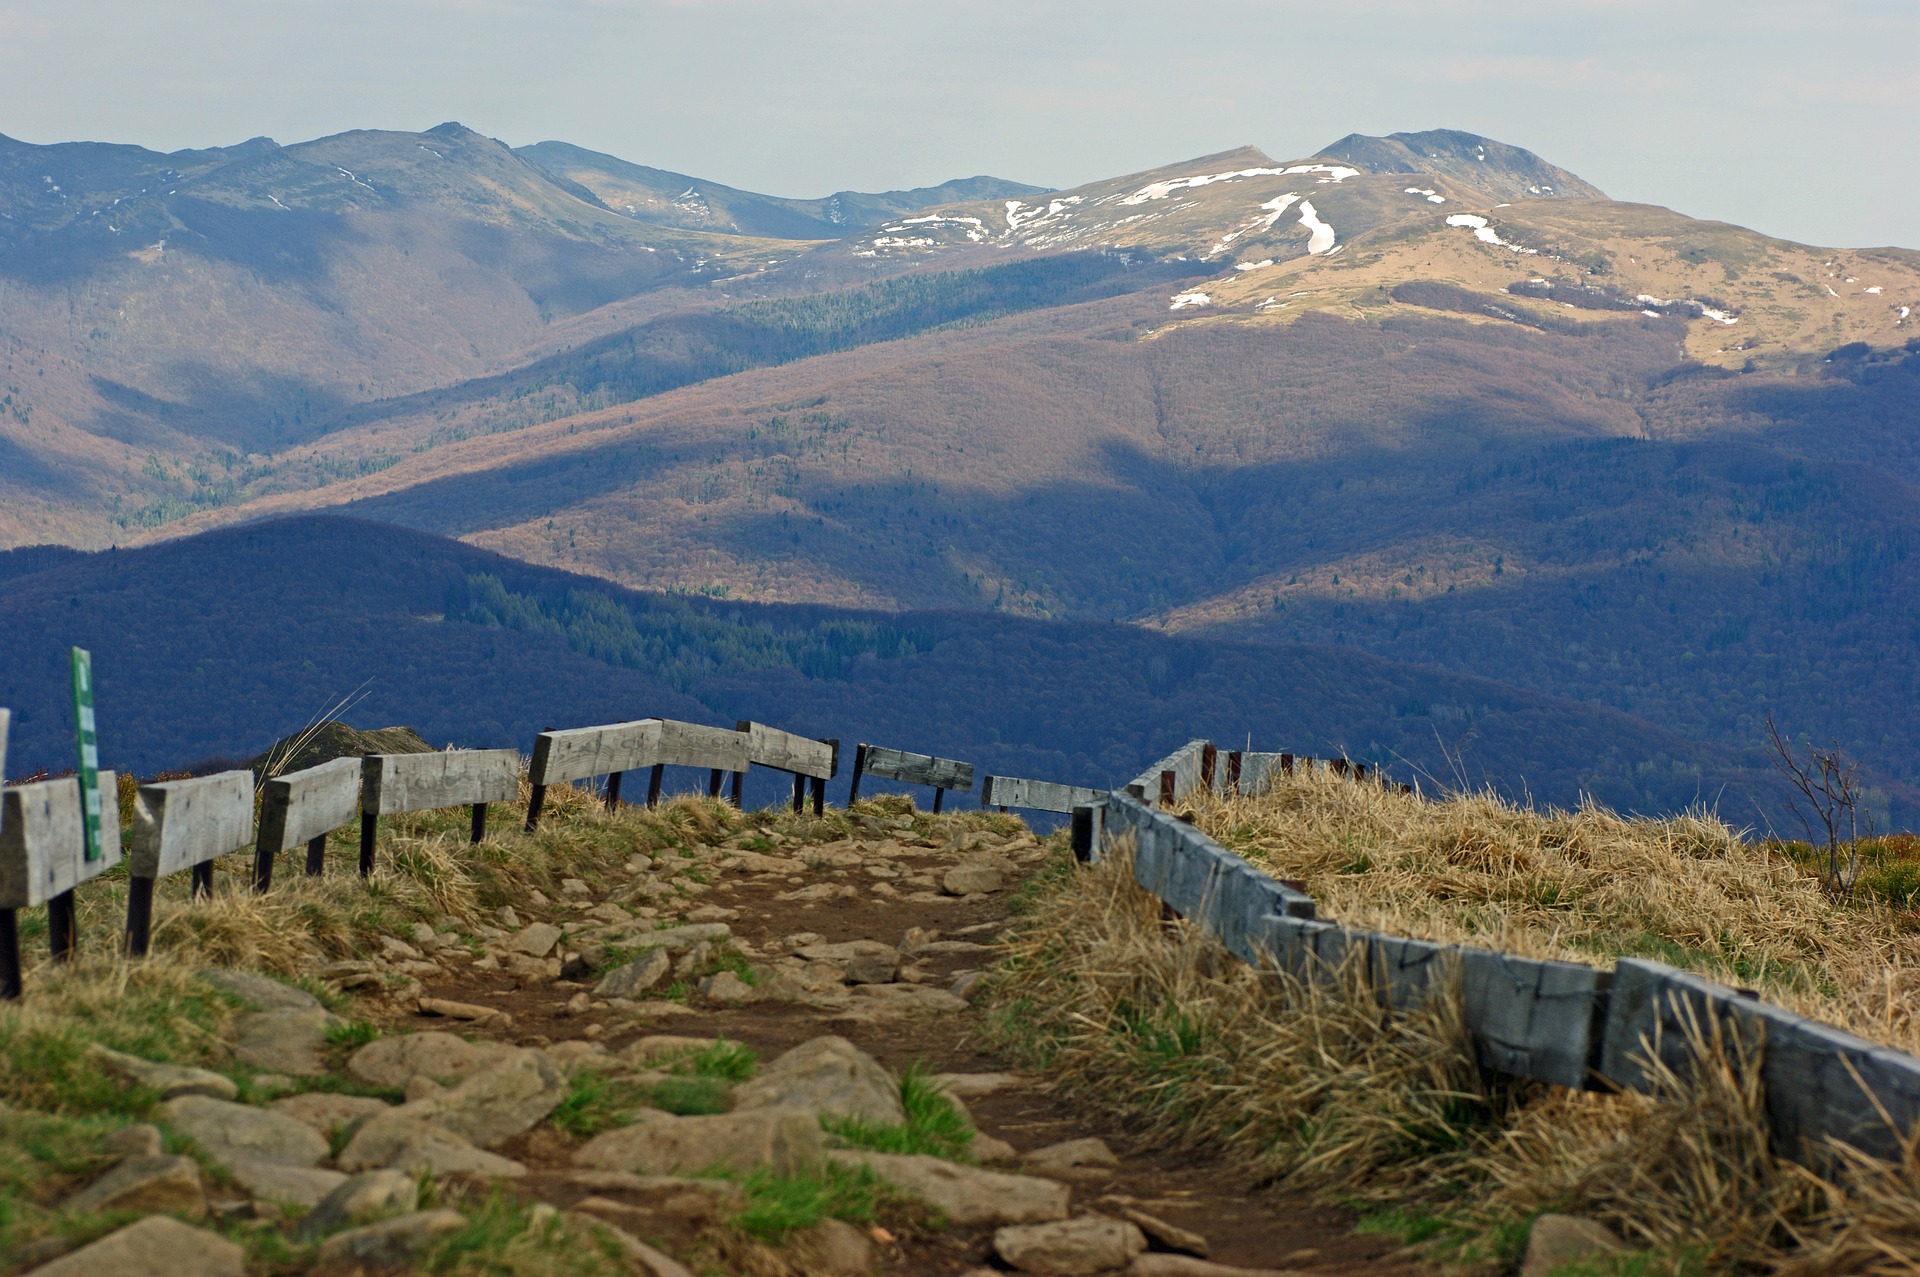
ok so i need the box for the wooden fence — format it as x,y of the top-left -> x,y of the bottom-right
1071,739 -> 1920,1169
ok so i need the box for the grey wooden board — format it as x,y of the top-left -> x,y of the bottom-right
258,757 -> 362,855
1125,740 -> 1207,804
1376,934 -> 1455,1011
1258,914 -> 1342,982
1602,959 -> 1920,1161
130,770 -> 255,879
652,719 -> 750,772
1237,752 -> 1290,793
363,749 -> 520,815
529,720 -> 662,785
0,709 -> 9,832
1457,947 -> 1609,1090
0,772 -> 123,908
860,745 -> 973,791
739,722 -> 834,779
1076,800 -> 1107,863
981,775 -> 1103,813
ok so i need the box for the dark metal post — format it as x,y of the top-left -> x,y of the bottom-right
525,784 -> 548,831
846,745 -> 868,805
932,787 -> 945,815
1158,770 -> 1176,807
47,890 -> 76,964
304,834 -> 326,877
1070,806 -> 1094,863
1226,750 -> 1243,793
605,771 -> 623,809
1280,753 -> 1295,776
646,764 -> 664,807
1200,743 -> 1217,791
190,862 -> 213,901
470,803 -> 486,844
359,812 -> 378,877
707,768 -> 724,799
0,909 -> 21,999
251,836 -> 275,894
792,774 -> 806,814
729,770 -> 744,807
125,877 -> 155,958
810,777 -> 825,816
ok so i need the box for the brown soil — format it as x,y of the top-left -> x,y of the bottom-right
373,835 -> 1432,1276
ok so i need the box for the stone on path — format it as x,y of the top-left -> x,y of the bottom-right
89,1045 -> 237,1101
233,1008 -> 336,1076
388,1046 -> 566,1147
565,1212 -> 696,1277
271,1092 -> 393,1134
102,1124 -> 165,1158
25,1215 -> 244,1277
936,1072 -> 1021,1098
1096,1197 -> 1209,1257
296,1169 -> 420,1240
794,940 -> 901,984
1520,1214 -> 1624,1277
796,1217 -> 875,1276
336,1114 -> 528,1179
594,949 -> 672,1000
197,969 -> 324,1013
59,1155 -> 206,1218
943,864 -> 1006,895
1129,1258 -> 1304,1277
573,1108 -> 824,1176
732,1035 -> 905,1125
570,1179 -> 743,1228
418,996 -> 511,1025
315,1209 -> 466,1265
348,1031 -> 517,1089
158,1096 -> 327,1170
996,1217 -> 1147,1275
831,983 -> 970,1025
1023,1137 -> 1120,1176
226,1160 -> 346,1208
829,1151 -> 1069,1226
698,970 -> 758,1005
510,922 -> 564,958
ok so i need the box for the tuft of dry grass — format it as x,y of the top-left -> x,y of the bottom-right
1190,766 -> 1920,1054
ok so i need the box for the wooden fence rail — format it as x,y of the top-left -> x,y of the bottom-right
253,756 -> 362,889
0,772 -> 122,996
737,721 -> 837,816
847,744 -> 973,813
125,770 -> 254,957
980,774 -> 1104,815
360,749 -> 519,875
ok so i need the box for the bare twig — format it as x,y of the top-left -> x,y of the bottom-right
1764,713 -> 1870,902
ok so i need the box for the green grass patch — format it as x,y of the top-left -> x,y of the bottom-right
646,1076 -> 730,1116
674,1037 -> 758,1081
730,1162 -> 895,1240
549,1072 -> 656,1139
324,1020 -> 381,1049
420,1189 -> 621,1276
821,1061 -> 974,1160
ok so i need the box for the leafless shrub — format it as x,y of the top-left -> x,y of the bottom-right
1767,713 -> 1873,902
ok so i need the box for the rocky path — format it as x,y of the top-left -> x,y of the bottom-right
26,805 -> 1435,1277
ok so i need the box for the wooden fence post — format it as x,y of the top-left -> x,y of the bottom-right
791,775 -> 807,813
1158,770 -> 1176,807
646,764 -> 664,807
605,771 -> 623,810
1200,744 -> 1217,791
359,812 -> 378,878
470,803 -> 487,844
305,835 -> 327,876
0,909 -> 18,1000
124,877 -> 155,958
730,770 -> 744,807
524,786 -> 547,831
847,745 -> 869,806
706,768 -> 724,799
1226,751 -> 1243,792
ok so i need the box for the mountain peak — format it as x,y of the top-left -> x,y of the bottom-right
1317,129 -> 1604,202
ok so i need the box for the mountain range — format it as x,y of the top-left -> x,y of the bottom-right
2,122 -> 1917,824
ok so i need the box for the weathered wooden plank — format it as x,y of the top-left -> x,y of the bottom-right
0,709 -> 9,814
737,722 -> 835,779
1375,934 -> 1455,1011
653,720 -> 751,772
362,750 -> 520,816
980,775 -> 1104,813
1457,947 -> 1609,1091
257,757 -> 361,855
859,745 -> 973,791
0,773 -> 124,908
1125,741 -> 1208,805
129,771 -> 254,879
529,720 -> 662,785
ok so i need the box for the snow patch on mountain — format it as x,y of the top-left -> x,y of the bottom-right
1298,201 -> 1336,255
1169,291 -> 1212,310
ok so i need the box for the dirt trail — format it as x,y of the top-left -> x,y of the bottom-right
366,806 -> 1432,1276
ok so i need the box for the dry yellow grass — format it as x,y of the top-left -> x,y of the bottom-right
1189,766 -> 1920,1054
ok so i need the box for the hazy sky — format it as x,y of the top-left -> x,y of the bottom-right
2,0 -> 1916,249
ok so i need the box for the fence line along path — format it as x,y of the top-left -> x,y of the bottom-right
847,744 -> 973,813
0,771 -> 122,998
125,770 -> 255,957
253,756 -> 363,890
360,749 -> 520,875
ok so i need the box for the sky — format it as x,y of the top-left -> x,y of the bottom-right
2,0 -> 1917,249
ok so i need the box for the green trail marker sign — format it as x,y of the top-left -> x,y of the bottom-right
71,647 -> 102,862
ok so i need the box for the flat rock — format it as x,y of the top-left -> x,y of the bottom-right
794,940 -> 901,984
25,1215 -> 244,1277
698,971 -> 758,1005
158,1096 -> 327,1170
595,949 -> 672,1000
315,1209 -> 466,1265
571,1177 -> 743,1227
233,1008 -> 336,1076
614,922 -> 731,952
101,1124 -> 165,1158
574,1107 -> 823,1176
564,1212 -> 697,1277
1101,1202 -> 1208,1257
1023,1138 -> 1120,1175
796,1217 -> 875,1276
197,969 -> 324,1013
936,1072 -> 1021,1098
271,1092 -> 393,1134
388,1046 -> 565,1148
621,1035 -> 725,1065
418,996 -> 511,1024
511,922 -> 564,958
1521,1214 -> 1624,1277
296,1169 -> 420,1240
732,1035 -> 904,1125
348,1031 -> 518,1089
996,1217 -> 1146,1275
942,864 -> 1005,895
831,983 -> 970,1025
59,1155 -> 206,1218
336,1114 -> 528,1179
89,1045 -> 237,1101
829,1151 -> 1069,1226
1129,1259 -> 1303,1277
226,1159 -> 347,1207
